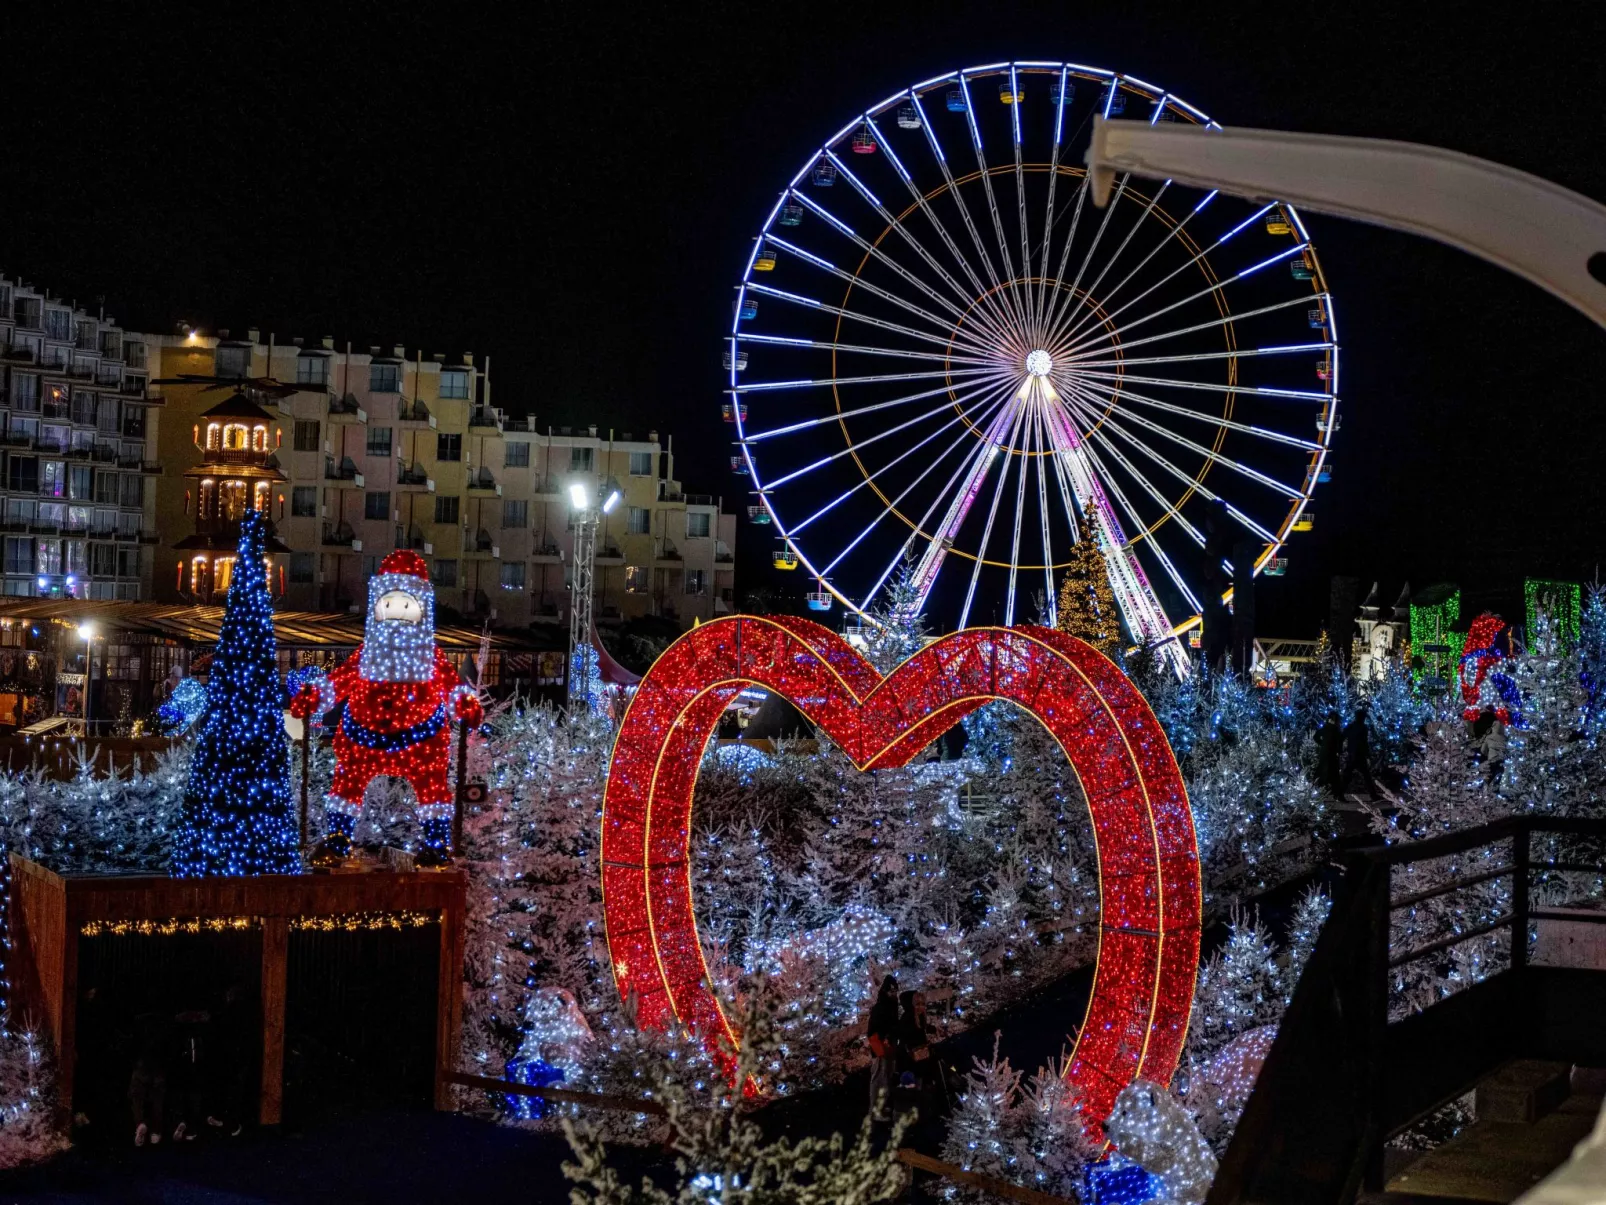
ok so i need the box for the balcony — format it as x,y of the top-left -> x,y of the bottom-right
596,543 -> 624,565
396,401 -> 435,427
119,379 -> 148,399
463,530 -> 500,560
406,526 -> 434,555
532,477 -> 564,501
466,467 -> 501,495
324,457 -> 365,488
328,394 -> 367,424
121,418 -> 147,440
531,596 -> 561,622
197,446 -> 280,470
396,463 -> 435,492
468,407 -> 503,432
139,460 -> 162,475
531,540 -> 563,564
321,522 -> 358,549
654,545 -> 683,567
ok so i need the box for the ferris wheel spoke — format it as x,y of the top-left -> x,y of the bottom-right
1062,383 -> 1306,500
1039,163 -> 1134,354
1066,367 -> 1333,403
1057,225 -> 1297,361
1061,294 -> 1318,361
1064,387 -> 1279,545
1004,403 -> 1035,624
743,372 -> 1009,443
1007,66 -> 1038,347
762,381 -> 1015,491
817,385 -> 1017,574
785,184 -> 1018,353
763,233 -> 1001,353
1043,401 -> 1190,641
1033,405 -> 1055,623
745,281 -> 1005,359
1056,189 -> 1219,348
1048,180 -> 1173,355
738,332 -> 996,369
864,392 -> 1021,613
900,92 -> 1022,342
958,402 -> 1030,630
733,365 -> 997,396
1030,67 -> 1072,339
955,73 -> 1028,331
1061,376 -> 1323,450
1059,395 -> 1205,549
1068,340 -> 1334,371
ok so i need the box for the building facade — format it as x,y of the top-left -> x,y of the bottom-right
148,331 -> 735,630
0,272 -> 161,603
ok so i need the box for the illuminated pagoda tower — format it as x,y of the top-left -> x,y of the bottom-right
174,390 -> 290,602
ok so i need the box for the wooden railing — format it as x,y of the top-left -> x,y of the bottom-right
1207,815 -> 1606,1204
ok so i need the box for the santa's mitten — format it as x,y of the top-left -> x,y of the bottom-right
451,685 -> 485,728
287,668 -> 335,721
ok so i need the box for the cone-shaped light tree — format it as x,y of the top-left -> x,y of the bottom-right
1056,537 -> 1123,660
172,508 -> 300,875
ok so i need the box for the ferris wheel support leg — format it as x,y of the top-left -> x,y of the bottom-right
1087,118 -> 1606,330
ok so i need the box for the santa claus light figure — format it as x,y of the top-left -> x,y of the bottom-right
289,549 -> 483,864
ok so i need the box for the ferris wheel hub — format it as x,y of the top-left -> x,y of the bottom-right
1025,349 -> 1054,378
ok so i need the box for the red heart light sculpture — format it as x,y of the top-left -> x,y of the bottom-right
602,615 -> 1199,1128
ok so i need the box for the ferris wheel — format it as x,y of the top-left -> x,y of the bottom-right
726,61 -> 1338,671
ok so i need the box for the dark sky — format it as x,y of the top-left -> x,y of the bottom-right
7,3 -> 1605,634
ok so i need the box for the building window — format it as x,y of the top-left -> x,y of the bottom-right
122,340 -> 148,370
95,472 -> 119,505
500,562 -> 526,590
117,547 -> 139,578
629,450 -> 653,476
626,506 -> 650,535
70,392 -> 96,426
504,442 -> 530,468
434,495 -> 459,524
6,457 -> 37,494
296,355 -> 329,386
37,539 -> 62,575
121,475 -> 143,509
289,551 -> 314,583
293,420 -> 320,452
686,570 -> 707,595
43,310 -> 71,342
569,446 -> 594,472
434,558 -> 458,587
213,556 -> 236,594
366,427 -> 393,458
369,363 -> 401,393
10,374 -> 38,411
625,565 -> 648,593
216,345 -> 250,379
364,491 -> 391,521
436,433 -> 461,461
291,486 -> 318,517
501,499 -> 528,529
439,369 -> 470,400
68,464 -> 93,501
91,543 -> 117,577
97,397 -> 120,433
3,538 -> 33,576
686,511 -> 711,539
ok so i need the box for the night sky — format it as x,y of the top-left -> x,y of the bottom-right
7,4 -> 1605,634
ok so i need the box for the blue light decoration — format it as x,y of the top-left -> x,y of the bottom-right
1084,1153 -> 1161,1204
171,509 -> 301,876
502,1055 -> 566,1120
156,677 -> 208,734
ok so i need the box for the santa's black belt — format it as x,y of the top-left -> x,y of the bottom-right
338,704 -> 447,750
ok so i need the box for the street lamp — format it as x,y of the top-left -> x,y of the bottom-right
565,477 -> 622,709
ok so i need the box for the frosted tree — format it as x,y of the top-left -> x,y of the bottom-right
563,989 -> 910,1204
941,1033 -> 1027,1193
1184,911 -> 1284,1071
0,1020 -> 67,1168
857,556 -> 930,674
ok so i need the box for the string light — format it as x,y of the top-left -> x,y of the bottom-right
290,910 -> 437,932
600,614 -> 1200,1131
171,508 -> 301,876
288,549 -> 484,854
78,911 -> 436,937
156,678 -> 208,735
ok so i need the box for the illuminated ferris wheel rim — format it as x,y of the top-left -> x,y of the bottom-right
726,60 -> 1339,660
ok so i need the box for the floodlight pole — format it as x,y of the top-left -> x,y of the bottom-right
567,504 -> 599,710
1086,119 -> 1606,331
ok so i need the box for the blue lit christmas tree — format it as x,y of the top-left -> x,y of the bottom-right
171,509 -> 300,876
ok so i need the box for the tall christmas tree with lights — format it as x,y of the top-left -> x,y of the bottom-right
1056,536 -> 1123,660
171,509 -> 300,876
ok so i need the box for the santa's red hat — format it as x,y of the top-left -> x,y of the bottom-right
379,549 -> 430,581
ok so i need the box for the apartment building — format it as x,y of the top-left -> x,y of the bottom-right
149,331 -> 735,629
0,272 -> 161,602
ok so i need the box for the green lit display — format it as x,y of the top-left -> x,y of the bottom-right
1525,578 -> 1581,650
1409,584 -> 1463,690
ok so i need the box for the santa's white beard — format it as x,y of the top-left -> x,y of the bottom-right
359,621 -> 435,682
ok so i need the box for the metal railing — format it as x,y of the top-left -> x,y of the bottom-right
1209,814 -> 1606,1204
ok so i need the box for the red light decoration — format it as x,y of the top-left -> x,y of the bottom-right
601,616 -> 1199,1131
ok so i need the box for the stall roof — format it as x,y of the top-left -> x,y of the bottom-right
0,600 -> 545,653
